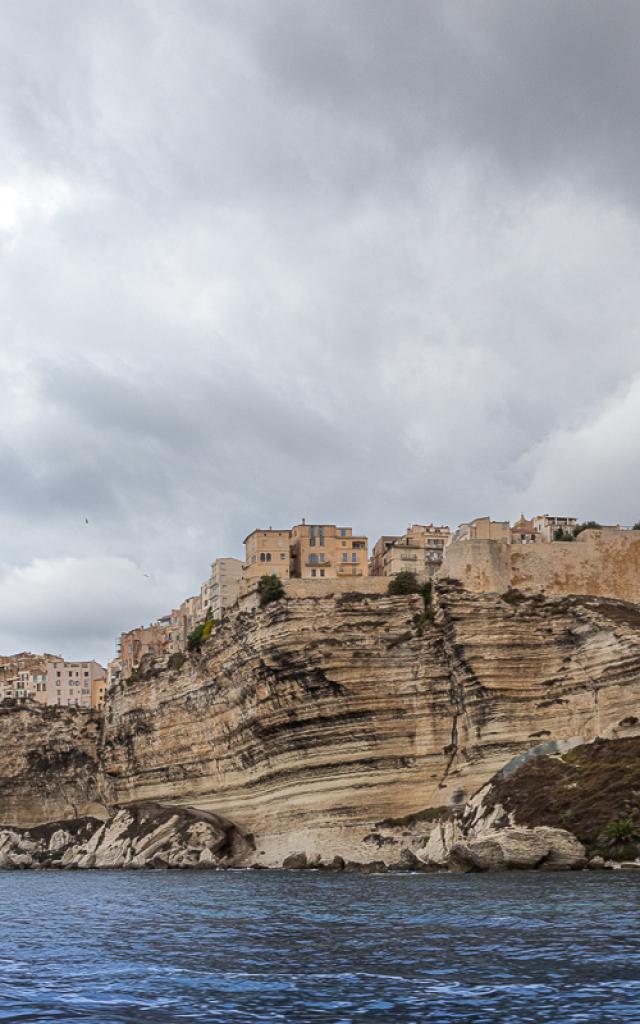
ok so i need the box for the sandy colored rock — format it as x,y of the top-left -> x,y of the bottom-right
100,585 -> 640,864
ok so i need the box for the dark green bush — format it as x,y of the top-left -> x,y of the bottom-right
388,571 -> 420,595
258,574 -> 285,607
187,608 -> 218,652
603,817 -> 637,843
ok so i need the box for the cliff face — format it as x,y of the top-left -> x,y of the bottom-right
0,702 -> 102,827
98,583 -> 640,864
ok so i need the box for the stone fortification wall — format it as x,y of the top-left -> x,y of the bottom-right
239,575 -> 388,612
440,530 -> 640,603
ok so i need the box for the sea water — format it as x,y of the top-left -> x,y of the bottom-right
0,870 -> 638,1023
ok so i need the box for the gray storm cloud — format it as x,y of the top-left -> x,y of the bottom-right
1,0 -> 640,662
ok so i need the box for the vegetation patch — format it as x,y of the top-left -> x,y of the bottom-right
258,574 -> 285,607
484,737 -> 640,860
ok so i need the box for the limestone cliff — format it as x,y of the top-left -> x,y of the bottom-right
0,702 -> 102,827
97,582 -> 640,864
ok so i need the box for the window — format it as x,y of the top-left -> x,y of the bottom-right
266,552 -> 272,562
311,569 -> 317,577
342,552 -> 348,562
319,554 -> 325,562
340,529 -> 346,537
309,554 -> 318,564
352,553 -> 357,562
280,553 -> 286,559
320,569 -> 325,577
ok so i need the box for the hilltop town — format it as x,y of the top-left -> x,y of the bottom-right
2,512 -> 638,711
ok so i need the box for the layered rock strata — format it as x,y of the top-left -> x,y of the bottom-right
98,584 -> 640,865
0,802 -> 252,870
0,701 -> 102,827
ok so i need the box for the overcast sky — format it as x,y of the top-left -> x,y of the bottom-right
2,0 -> 640,663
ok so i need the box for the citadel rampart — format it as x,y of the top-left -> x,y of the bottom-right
239,575 -> 389,611
440,529 -> 640,603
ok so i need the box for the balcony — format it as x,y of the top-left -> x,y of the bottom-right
306,558 -> 331,567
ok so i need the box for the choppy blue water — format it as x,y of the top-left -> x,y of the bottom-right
0,871 -> 638,1023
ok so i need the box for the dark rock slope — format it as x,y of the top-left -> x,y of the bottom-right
0,701 -> 102,827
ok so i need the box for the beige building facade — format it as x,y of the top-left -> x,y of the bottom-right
45,659 -> 106,709
0,653 -> 106,709
289,523 -> 368,579
117,621 -> 173,680
455,517 -> 512,544
201,557 -> 242,619
243,529 -> 291,582
531,514 -> 578,542
370,524 -> 450,581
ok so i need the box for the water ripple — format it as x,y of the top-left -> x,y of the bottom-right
0,871 -> 638,1022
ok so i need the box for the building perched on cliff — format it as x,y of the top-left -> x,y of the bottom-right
243,522 -> 369,583
0,653 -> 106,709
370,524 -> 451,581
200,557 -> 242,619
289,523 -> 368,579
243,529 -> 291,582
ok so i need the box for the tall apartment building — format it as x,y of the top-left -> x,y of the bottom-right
370,524 -> 451,581
243,529 -> 291,582
201,557 -> 242,619
45,659 -> 107,708
289,523 -> 368,578
0,653 -> 106,709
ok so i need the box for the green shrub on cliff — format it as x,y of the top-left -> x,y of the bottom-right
554,521 -> 602,542
258,574 -> 285,607
388,571 -> 420,595
603,817 -> 637,843
187,609 -> 218,652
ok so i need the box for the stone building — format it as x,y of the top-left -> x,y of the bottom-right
243,529 -> 291,582
0,653 -> 106,709
289,523 -> 368,579
44,659 -> 107,709
511,514 -> 537,544
0,653 -> 52,703
116,621 -> 172,680
201,557 -> 242,619
454,516 -> 512,543
91,676 -> 107,710
531,514 -> 578,542
370,524 -> 451,581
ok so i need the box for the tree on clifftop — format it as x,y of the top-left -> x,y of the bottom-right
258,574 -> 285,606
388,571 -> 421,595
